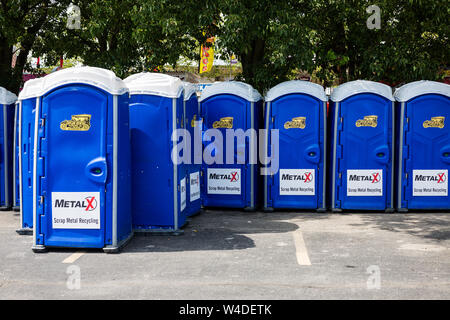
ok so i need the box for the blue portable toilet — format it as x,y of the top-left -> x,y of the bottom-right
183,82 -> 202,217
329,80 -> 395,212
125,73 -> 187,233
23,67 -> 132,253
13,102 -> 20,211
199,81 -> 263,210
0,87 -> 16,210
263,80 -> 327,212
394,81 -> 450,211
16,79 -> 40,235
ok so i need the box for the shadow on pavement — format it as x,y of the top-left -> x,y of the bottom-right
124,209 -> 312,253
350,213 -> 450,242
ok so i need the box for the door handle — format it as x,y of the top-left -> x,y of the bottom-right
440,145 -> 450,164
304,144 -> 320,164
374,146 -> 389,164
85,157 -> 107,184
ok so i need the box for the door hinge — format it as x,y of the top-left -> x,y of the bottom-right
272,117 -> 274,123
40,118 -> 45,127
39,196 -> 44,204
339,172 -> 342,179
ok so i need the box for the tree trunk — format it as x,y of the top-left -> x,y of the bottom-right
240,38 -> 266,91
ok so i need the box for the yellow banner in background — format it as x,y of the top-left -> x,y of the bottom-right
200,37 -> 215,74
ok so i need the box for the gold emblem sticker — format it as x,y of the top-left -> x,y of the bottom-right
60,114 -> 91,131
191,114 -> 197,127
423,116 -> 445,129
213,117 -> 233,129
356,115 -> 378,128
284,117 -> 306,129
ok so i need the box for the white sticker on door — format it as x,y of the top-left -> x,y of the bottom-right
180,177 -> 186,212
190,172 -> 200,202
207,168 -> 241,195
52,192 -> 100,229
279,169 -> 315,196
413,170 -> 448,196
347,170 -> 383,196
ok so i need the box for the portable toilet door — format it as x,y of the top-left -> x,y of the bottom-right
199,81 -> 263,210
183,82 -> 201,217
16,78 -> 40,235
329,80 -> 395,212
263,81 -> 327,212
13,102 -> 20,211
28,67 -> 132,253
0,87 -> 17,210
125,73 -> 187,234
395,81 -> 450,211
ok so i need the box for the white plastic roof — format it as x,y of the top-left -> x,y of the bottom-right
265,80 -> 327,102
0,87 -> 17,105
18,66 -> 128,100
394,80 -> 450,102
330,80 -> 394,102
124,73 -> 183,98
183,82 -> 197,101
199,81 -> 262,102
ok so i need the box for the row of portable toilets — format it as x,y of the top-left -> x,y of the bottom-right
0,66 -> 449,252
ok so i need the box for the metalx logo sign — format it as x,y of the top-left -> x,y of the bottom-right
52,192 -> 101,229
348,172 -> 381,184
279,169 -> 316,196
415,172 -> 446,183
347,170 -> 383,197
413,170 -> 448,197
209,171 -> 240,182
207,168 -> 241,195
281,172 -> 313,183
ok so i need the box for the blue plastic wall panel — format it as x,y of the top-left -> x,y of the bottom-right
184,95 -> 201,217
330,93 -> 394,210
19,98 -> 36,230
14,104 -> 20,208
399,94 -> 450,209
264,93 -> 326,210
129,94 -> 187,230
0,103 -> 14,208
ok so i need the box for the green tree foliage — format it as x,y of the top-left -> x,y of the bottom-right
0,0 -> 448,94
307,0 -> 449,86
0,0 -> 71,93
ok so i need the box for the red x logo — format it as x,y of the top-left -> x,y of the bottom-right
437,173 -> 446,183
372,173 -> 380,183
304,172 -> 312,183
85,196 -> 96,211
230,172 -> 239,182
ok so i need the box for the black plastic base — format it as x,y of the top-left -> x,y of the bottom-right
31,245 -> 48,253
244,206 -> 256,212
103,233 -> 134,254
263,207 -> 274,213
332,208 -> 343,213
316,207 -> 327,213
385,208 -> 395,213
0,206 -> 11,211
16,228 -> 33,236
12,206 -> 20,212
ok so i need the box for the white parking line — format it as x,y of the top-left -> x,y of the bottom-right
62,251 -> 85,264
292,229 -> 311,266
